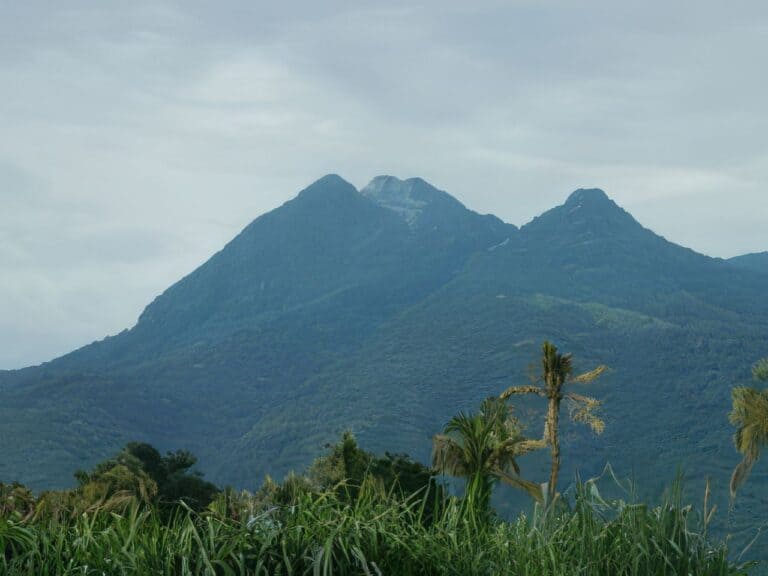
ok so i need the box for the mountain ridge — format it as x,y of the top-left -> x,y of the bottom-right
728,251 -> 768,274
1,174 -> 767,555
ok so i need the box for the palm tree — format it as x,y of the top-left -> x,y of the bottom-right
499,341 -> 606,503
729,357 -> 768,498
432,397 -> 543,515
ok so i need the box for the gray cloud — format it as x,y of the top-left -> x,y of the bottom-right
1,1 -> 766,368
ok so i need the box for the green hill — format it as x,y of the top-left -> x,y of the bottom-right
1,175 -> 767,553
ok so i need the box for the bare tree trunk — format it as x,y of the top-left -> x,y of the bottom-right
544,394 -> 561,503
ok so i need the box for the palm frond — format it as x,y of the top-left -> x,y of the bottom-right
513,438 -> 548,455
499,385 -> 544,400
431,434 -> 468,478
489,448 -> 521,476
565,393 -> 605,435
540,341 -> 574,395
753,358 -> 768,382
491,468 -> 544,503
730,457 -> 755,499
728,386 -> 768,497
572,365 -> 608,384
433,397 -> 542,505
729,387 -> 768,454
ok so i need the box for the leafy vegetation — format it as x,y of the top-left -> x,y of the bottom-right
0,444 -> 753,575
2,350 -> 767,572
307,430 -> 445,523
432,397 -> 543,513
729,358 -> 768,498
72,442 -> 220,515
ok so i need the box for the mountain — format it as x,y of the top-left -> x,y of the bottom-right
1,176 -> 767,551
729,251 -> 768,274
0,175 -> 514,487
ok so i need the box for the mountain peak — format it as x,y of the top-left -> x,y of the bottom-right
315,173 -> 354,187
361,175 -> 464,226
296,174 -> 359,203
562,189 -> 627,218
362,175 -> 450,201
565,188 -> 611,206
522,187 -> 641,241
560,188 -> 630,220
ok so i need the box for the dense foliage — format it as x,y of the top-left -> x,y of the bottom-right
432,397 -> 544,512
1,418 -> 762,574
72,442 -> 220,514
0,471 -> 753,575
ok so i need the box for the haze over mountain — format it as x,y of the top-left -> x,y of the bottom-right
1,175 -> 766,547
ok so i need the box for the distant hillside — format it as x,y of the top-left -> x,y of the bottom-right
729,251 -> 768,274
1,175 -> 767,554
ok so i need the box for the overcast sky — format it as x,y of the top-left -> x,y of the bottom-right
1,1 -> 767,369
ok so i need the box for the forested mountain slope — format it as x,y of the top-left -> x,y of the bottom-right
1,177 -> 766,551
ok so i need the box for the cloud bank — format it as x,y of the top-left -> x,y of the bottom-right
1,1 -> 766,368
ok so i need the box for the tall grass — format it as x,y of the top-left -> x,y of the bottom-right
1,478 -> 754,575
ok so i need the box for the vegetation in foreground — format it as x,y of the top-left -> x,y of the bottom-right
1,344 -> 765,574
0,432 -> 755,575
0,464 -> 751,575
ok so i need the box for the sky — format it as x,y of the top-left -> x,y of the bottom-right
1,1 -> 767,369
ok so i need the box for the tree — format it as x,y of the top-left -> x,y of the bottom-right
729,357 -> 768,498
499,341 -> 606,503
309,431 -> 444,518
309,431 -> 374,500
432,397 -> 543,516
75,442 -> 219,512
78,462 -> 158,511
